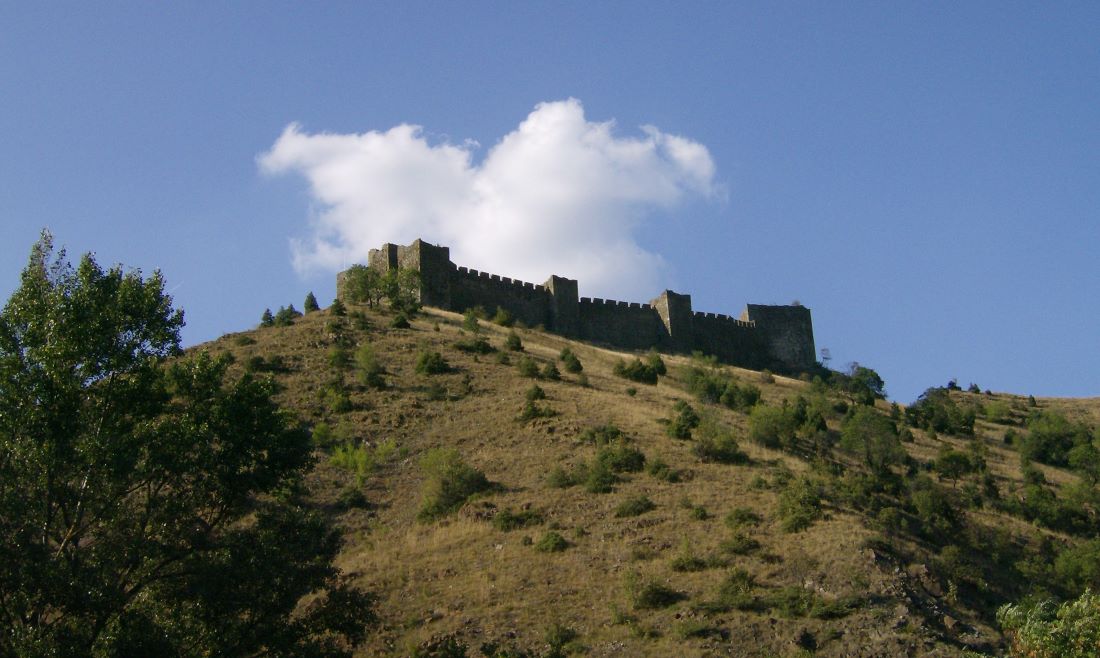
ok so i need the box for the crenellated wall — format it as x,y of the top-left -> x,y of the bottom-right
342,239 -> 816,372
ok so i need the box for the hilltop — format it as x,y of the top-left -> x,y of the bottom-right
201,300 -> 1100,657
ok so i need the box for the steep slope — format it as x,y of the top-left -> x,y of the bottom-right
196,303 -> 1098,657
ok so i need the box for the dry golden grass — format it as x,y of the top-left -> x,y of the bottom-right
195,303 -> 1095,657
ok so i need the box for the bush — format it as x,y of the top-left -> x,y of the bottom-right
525,384 -> 546,401
415,350 -> 449,375
583,460 -> 617,494
517,356 -> 540,378
517,400 -> 557,422
259,308 -> 274,327
417,448 -> 492,521
534,530 -> 569,553
719,532 -> 761,556
1021,410 -> 1092,467
1054,539 -> 1100,595
454,336 -> 493,354
627,574 -> 685,609
905,387 -> 976,435
693,416 -> 747,464
462,307 -> 483,332
504,331 -> 523,351
327,345 -> 351,370
304,291 -> 319,313
560,347 -> 583,373
492,306 -> 515,327
580,424 -> 626,445
748,404 -> 798,450
613,358 -> 660,385
329,297 -> 346,316
998,589 -> 1100,658
597,444 -> 646,473
646,456 -> 682,483
777,476 -> 821,533
646,349 -> 667,376
389,313 -> 410,329
680,365 -> 761,412
493,507 -> 544,531
666,400 -> 700,439
273,304 -> 302,326
615,495 -> 656,518
725,507 -> 762,529
547,465 -> 577,489
706,568 -> 757,611
840,406 -> 905,476
541,362 -> 561,381
356,343 -> 386,388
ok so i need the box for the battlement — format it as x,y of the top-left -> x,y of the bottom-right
342,239 -> 816,372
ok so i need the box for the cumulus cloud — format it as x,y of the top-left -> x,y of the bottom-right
259,99 -> 718,300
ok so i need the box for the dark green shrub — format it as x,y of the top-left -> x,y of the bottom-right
628,575 -> 685,609
646,457 -> 681,483
905,387 -> 976,435
615,495 -> 656,518
304,291 -> 319,313
234,334 -> 256,346
708,568 -> 756,611
389,313 -> 410,329
454,336 -> 493,354
597,444 -> 646,473
517,356 -> 540,378
327,345 -> 351,370
840,406 -> 905,476
336,486 -> 369,510
725,507 -> 762,529
541,362 -> 561,381
666,400 -> 700,439
625,387 -> 637,397
425,382 -> 448,401
517,400 -> 556,422
462,308 -> 481,332
613,358 -> 659,385
1021,410 -> 1091,467
329,297 -> 346,316
583,460 -> 617,494
719,532 -> 760,556
547,465 -> 576,489
415,350 -> 449,375
273,304 -> 302,326
560,348 -> 583,373
748,404 -> 798,449
504,331 -> 523,351
492,306 -> 514,327
534,531 -> 569,553
777,476 -> 821,533
417,448 -> 492,522
693,417 -> 747,464
260,308 -> 274,327
525,384 -> 546,401
493,507 -> 544,531
356,343 -> 386,388
690,505 -> 709,520
646,349 -> 667,375
580,424 -> 626,445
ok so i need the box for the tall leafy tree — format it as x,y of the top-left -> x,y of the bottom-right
0,233 -> 371,657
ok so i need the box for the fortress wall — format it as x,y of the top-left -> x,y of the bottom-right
449,266 -> 552,328
691,312 -> 768,369
744,304 -> 816,371
577,298 -> 667,350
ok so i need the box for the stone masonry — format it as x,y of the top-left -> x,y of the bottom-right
338,239 -> 816,373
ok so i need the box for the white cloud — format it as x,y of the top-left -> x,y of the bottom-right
259,99 -> 718,300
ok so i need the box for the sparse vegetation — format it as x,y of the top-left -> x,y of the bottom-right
417,448 -> 492,522
415,349 -> 450,375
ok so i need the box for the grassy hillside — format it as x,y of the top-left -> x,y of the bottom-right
198,302 -> 1100,657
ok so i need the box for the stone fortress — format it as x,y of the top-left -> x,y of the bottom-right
338,239 -> 816,373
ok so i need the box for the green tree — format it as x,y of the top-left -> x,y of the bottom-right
341,264 -> 385,307
0,234 -> 371,656
260,308 -> 274,327
998,589 -> 1100,658
304,291 -> 320,313
840,406 -> 905,476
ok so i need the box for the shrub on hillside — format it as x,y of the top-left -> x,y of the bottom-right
666,400 -> 701,439
777,476 -> 822,533
273,304 -> 302,327
492,306 -> 515,327
613,358 -> 660,385
516,356 -> 540,378
693,416 -> 748,464
417,448 -> 492,522
415,350 -> 449,375
840,406 -> 906,477
493,507 -> 545,531
356,343 -> 386,388
559,347 -> 583,373
504,330 -> 523,351
534,531 -> 569,553
454,335 -> 493,354
905,387 -> 976,435
1020,410 -> 1092,467
748,404 -> 798,450
304,291 -> 319,313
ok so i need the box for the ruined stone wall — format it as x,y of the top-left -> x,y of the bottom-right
743,304 -> 816,371
691,313 -> 768,369
577,298 -> 668,350
448,267 -> 552,328
343,239 -> 817,373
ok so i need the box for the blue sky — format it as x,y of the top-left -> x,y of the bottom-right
2,3 -> 1097,403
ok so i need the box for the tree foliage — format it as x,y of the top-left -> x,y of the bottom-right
840,406 -> 905,476
0,234 -> 371,656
